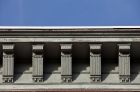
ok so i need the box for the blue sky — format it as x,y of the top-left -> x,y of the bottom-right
0,0 -> 140,26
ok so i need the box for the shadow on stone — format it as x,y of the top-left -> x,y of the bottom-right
72,73 -> 80,81
43,74 -> 51,82
14,74 -> 23,82
14,62 -> 31,82
130,73 -> 139,82
101,73 -> 109,82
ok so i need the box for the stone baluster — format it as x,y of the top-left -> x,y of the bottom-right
2,44 -> 15,83
32,44 -> 44,82
118,44 -> 130,82
60,44 -> 72,83
89,44 -> 102,82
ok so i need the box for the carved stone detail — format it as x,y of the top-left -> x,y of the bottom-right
118,44 -> 130,83
32,45 -> 44,50
89,44 -> 102,83
3,77 -> 13,83
118,44 -> 130,49
60,44 -> 72,49
61,76 -> 72,83
32,77 -> 43,82
2,44 -> 14,50
89,44 -> 101,49
32,44 -> 44,82
2,44 -> 15,83
120,75 -> 130,82
60,44 -> 72,83
90,76 -> 101,82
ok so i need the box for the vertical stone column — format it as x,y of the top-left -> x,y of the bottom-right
2,44 -> 15,83
118,44 -> 130,82
32,44 -> 44,82
89,44 -> 102,82
60,44 -> 72,82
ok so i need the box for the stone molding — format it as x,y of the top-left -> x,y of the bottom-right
60,44 -> 72,49
2,44 -> 15,50
32,45 -> 44,50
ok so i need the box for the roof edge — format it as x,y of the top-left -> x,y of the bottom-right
0,26 -> 140,29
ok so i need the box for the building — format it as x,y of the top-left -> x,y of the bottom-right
0,26 -> 140,91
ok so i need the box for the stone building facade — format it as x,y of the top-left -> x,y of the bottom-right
0,26 -> 140,91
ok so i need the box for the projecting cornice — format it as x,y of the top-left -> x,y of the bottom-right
0,26 -> 140,42
0,26 -> 140,33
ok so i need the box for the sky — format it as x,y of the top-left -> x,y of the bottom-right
0,0 -> 140,26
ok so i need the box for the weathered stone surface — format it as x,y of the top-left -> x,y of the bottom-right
32,77 -> 43,82
2,44 -> 14,50
61,55 -> 72,75
1,84 -> 140,91
32,44 -> 44,82
32,45 -> 44,50
61,76 -> 72,82
60,44 -> 72,49
32,55 -> 43,76
118,44 -> 130,82
90,76 -> 101,82
2,44 -> 15,83
89,44 -> 102,83
60,44 -> 72,83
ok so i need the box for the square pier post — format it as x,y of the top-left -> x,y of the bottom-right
118,44 -> 130,82
32,44 -> 44,82
60,44 -> 72,83
2,44 -> 15,83
89,44 -> 102,82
